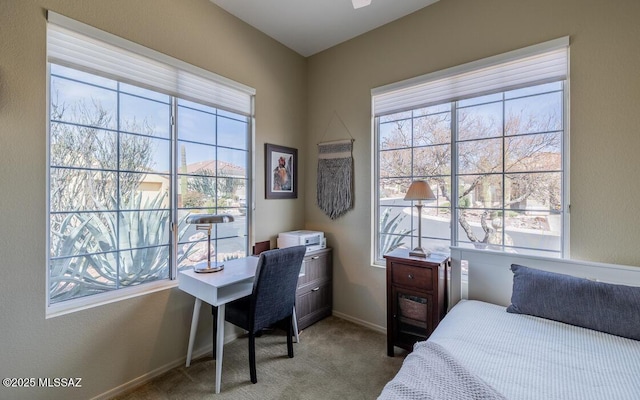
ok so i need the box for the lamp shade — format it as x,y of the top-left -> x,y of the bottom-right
404,180 -> 436,201
186,214 -> 234,224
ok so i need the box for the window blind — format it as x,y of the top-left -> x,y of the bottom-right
47,11 -> 255,116
372,37 -> 569,117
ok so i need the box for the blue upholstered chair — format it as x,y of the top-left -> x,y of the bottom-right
224,245 -> 306,384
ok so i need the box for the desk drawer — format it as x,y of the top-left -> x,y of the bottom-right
391,262 -> 433,290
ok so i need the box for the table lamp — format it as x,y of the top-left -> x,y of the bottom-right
404,180 -> 436,258
186,213 -> 234,273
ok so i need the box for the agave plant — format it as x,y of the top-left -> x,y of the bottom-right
49,213 -> 115,301
379,207 -> 412,255
49,191 -> 198,303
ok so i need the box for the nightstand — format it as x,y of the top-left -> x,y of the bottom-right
384,248 -> 448,356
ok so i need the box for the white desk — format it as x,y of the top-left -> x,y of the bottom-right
178,256 -> 258,394
178,256 -> 301,394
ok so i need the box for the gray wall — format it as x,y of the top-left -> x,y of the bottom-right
0,0 -> 306,399
305,0 -> 640,330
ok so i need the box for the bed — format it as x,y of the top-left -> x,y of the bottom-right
378,247 -> 640,400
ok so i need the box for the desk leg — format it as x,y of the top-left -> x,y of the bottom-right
212,306 -> 217,359
215,304 -> 225,394
186,298 -> 202,367
292,306 -> 300,343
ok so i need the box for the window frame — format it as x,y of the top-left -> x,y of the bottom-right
45,13 -> 255,317
371,38 -> 570,267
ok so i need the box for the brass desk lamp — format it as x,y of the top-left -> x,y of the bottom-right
186,214 -> 234,273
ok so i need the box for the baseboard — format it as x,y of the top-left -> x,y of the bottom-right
332,310 -> 386,334
91,332 -> 240,400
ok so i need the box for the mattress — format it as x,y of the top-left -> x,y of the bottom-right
428,300 -> 640,400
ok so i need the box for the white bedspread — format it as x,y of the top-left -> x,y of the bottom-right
378,340 -> 506,400
428,300 -> 640,400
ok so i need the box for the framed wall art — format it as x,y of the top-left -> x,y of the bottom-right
265,143 -> 298,199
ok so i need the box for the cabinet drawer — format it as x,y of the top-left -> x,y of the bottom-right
296,282 -> 332,330
298,250 -> 332,289
391,262 -> 433,290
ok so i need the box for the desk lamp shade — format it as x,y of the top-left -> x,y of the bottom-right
403,180 -> 436,258
186,214 -> 234,273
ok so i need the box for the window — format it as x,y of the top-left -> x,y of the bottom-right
46,12 -> 254,313
373,38 -> 569,265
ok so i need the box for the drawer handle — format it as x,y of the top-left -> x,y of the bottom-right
408,274 -> 414,279
311,256 -> 319,260
311,287 -> 320,292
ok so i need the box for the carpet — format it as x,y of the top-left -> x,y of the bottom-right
112,316 -> 407,399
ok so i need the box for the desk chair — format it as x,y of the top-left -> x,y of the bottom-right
252,241 -> 301,343
224,245 -> 306,384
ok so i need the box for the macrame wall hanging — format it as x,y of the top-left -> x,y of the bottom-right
317,111 -> 355,220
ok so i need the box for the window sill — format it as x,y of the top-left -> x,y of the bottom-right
46,279 -> 178,319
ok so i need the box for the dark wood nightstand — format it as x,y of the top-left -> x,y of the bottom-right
384,248 -> 448,356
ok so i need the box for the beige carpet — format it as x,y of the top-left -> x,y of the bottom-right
112,316 -> 407,399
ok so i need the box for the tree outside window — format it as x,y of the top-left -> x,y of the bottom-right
376,81 -> 565,261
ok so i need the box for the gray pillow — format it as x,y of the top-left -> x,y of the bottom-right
507,264 -> 640,341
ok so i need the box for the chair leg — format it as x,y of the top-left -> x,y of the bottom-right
287,316 -> 294,358
249,332 -> 257,384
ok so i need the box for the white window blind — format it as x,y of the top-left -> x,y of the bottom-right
372,37 -> 568,116
47,11 -> 255,116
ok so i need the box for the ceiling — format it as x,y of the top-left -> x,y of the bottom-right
210,0 -> 440,57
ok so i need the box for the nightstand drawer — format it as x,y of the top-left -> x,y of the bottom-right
391,262 -> 433,290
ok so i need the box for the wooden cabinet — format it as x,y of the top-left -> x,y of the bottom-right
296,248 -> 332,330
384,248 -> 448,356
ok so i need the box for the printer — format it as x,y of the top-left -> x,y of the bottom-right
277,230 -> 326,253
